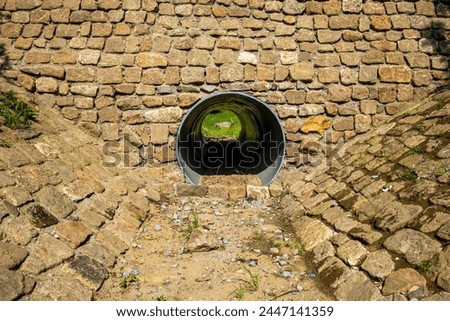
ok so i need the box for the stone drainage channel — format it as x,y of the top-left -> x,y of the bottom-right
1,91 -> 449,301
95,175 -> 333,301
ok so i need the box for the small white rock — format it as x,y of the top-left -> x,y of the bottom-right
281,271 -> 291,278
270,247 -> 280,254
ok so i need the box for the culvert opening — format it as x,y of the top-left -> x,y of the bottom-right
176,92 -> 285,186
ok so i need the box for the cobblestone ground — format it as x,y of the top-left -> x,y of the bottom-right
1,90 -> 450,300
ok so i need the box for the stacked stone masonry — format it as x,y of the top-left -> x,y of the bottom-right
0,101 -> 168,300
0,78 -> 449,300
1,0 -> 449,166
275,90 -> 450,300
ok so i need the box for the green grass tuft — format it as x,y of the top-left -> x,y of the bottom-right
0,91 -> 36,129
184,211 -> 199,239
201,109 -> 241,140
119,274 -> 136,288
400,168 -> 418,181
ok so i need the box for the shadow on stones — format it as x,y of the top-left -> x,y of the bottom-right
0,43 -> 10,77
0,11 -> 11,79
431,1 -> 450,92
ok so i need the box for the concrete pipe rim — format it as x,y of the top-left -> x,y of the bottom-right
176,91 -> 286,186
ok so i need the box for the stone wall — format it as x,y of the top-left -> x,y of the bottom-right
0,0 -> 449,168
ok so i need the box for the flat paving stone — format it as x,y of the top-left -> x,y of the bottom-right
382,268 -> 427,295
0,268 -> 24,300
334,217 -> 360,233
302,193 -> 330,210
361,250 -> 395,280
360,180 -> 387,198
15,143 -> 47,164
312,241 -> 335,265
89,197 -> 116,219
175,183 -> 208,197
409,206 -> 450,234
0,242 -> 28,269
95,225 -> 129,256
41,161 -> 77,185
0,147 -> 31,167
74,208 -> 107,229
317,257 -> 352,289
309,200 -> 336,216
353,192 -> 396,221
22,203 -> 58,228
12,166 -> 44,193
422,292 -> 450,301
437,267 -> 450,292
437,143 -> 450,159
431,191 -> 450,209
293,216 -> 334,251
336,240 -> 368,266
54,221 -> 92,248
77,241 -> 116,268
375,202 -> 423,233
67,255 -> 109,290
20,233 -> 74,274
62,180 -> 95,202
383,228 -> 442,265
437,220 -> 450,241
35,186 -> 77,219
321,206 -> 346,225
0,171 -> 15,188
428,246 -> 450,282
348,224 -> 383,245
0,199 -> 19,218
30,276 -> 92,301
398,179 -> 441,203
1,186 -> 33,207
334,272 -> 382,301
16,128 -> 41,140
1,216 -> 38,245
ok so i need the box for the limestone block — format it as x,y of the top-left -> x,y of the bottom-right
329,15 -> 359,30
0,269 -> 25,300
35,77 -> 58,93
300,115 -> 332,135
318,257 -> 352,289
21,203 -> 58,228
355,114 -> 372,133
66,255 -> 109,291
293,216 -> 334,251
149,124 -> 169,145
382,268 -> 427,295
334,272 -> 381,301
361,250 -> 395,280
136,53 -> 168,68
379,66 -> 412,83
0,243 -> 28,269
246,186 -> 270,200
21,234 -> 74,274
370,15 -> 391,31
333,116 -> 354,131
289,62 -> 314,81
145,107 -> 183,123
383,228 -> 442,264
342,0 -> 362,13
219,63 -> 243,82
181,67 -> 205,84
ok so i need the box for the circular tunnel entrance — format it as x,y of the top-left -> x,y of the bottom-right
176,92 -> 285,185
